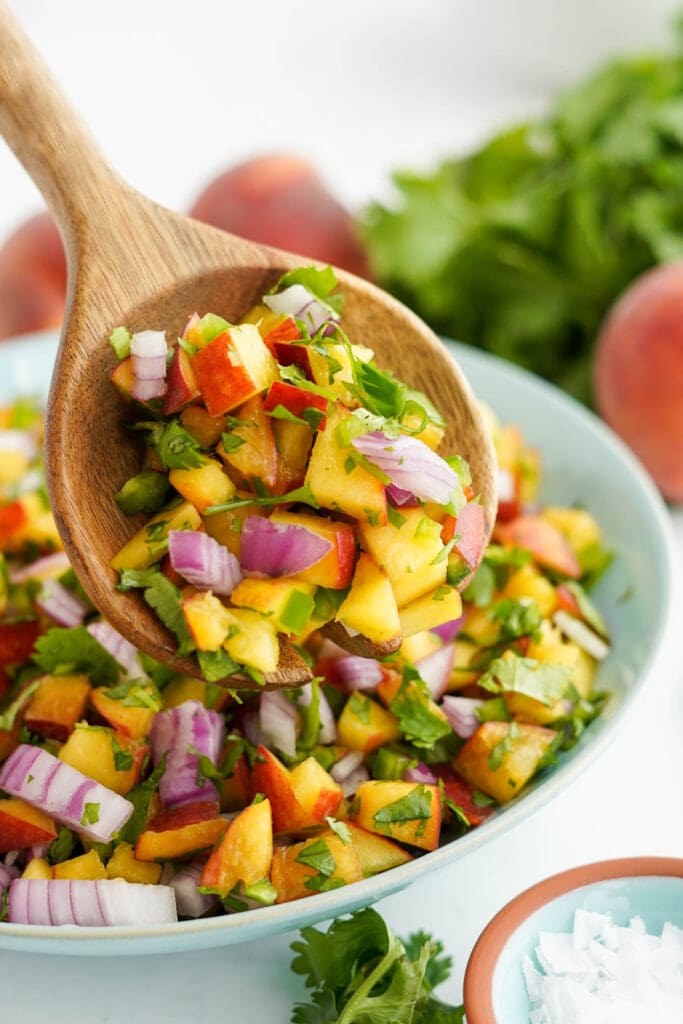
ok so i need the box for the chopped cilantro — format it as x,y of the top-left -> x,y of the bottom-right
296,838 -> 337,876
153,420 -> 205,471
348,693 -> 371,725
33,627 -> 120,685
111,734 -> 134,771
325,817 -> 352,845
479,654 -> 572,707
221,431 -> 246,454
47,825 -> 78,865
81,802 -> 100,826
492,597 -> 542,640
373,783 -> 433,828
197,648 -> 240,684
390,671 -> 452,749
117,755 -> 166,844
205,482 -> 319,515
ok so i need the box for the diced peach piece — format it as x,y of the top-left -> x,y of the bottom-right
398,585 -> 462,639
304,407 -> 387,525
164,345 -> 201,415
494,515 -> 581,579
22,857 -> 52,879
250,746 -> 310,834
502,563 -> 557,618
230,576 -> 316,635
263,380 -> 328,430
0,797 -> 57,853
337,694 -> 401,753
218,746 -> 251,813
90,686 -> 156,739
344,821 -> 413,876
58,725 -> 148,795
453,720 -> 556,803
180,404 -> 227,448
135,800 -> 227,861
169,458 -> 236,514
162,675 -> 231,712
359,507 -> 447,608
182,591 -> 233,651
53,849 -> 107,881
335,553 -> 401,646
193,325 -> 278,417
23,673 -> 91,741
106,840 -> 162,884
110,355 -> 135,402
200,797 -> 273,897
202,502 -> 264,560
269,509 -> 357,589
223,607 -> 279,673
289,757 -> 343,823
270,829 -> 363,903
110,501 -> 201,571
272,419 -> 313,491
351,780 -> 441,851
217,394 -> 279,492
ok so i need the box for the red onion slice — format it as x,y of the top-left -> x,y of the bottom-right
386,483 -> 419,508
170,861 -> 218,918
330,750 -> 364,784
403,762 -> 438,785
441,695 -> 485,739
415,643 -> 456,700
150,700 -> 225,807
338,763 -> 370,798
35,578 -> 88,628
130,377 -> 167,402
10,552 -> 71,583
263,284 -> 338,336
431,616 -> 464,643
86,620 -> 148,680
0,862 -> 19,897
0,745 -> 134,842
9,878 -> 177,926
351,431 -> 458,505
259,691 -> 299,760
240,517 -> 332,578
552,610 -> 610,661
168,530 -> 242,596
332,654 -> 383,692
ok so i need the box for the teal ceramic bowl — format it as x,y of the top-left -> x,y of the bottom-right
0,332 -> 675,955
463,857 -> 683,1023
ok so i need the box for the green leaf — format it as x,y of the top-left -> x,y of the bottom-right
390,670 -> 452,749
111,733 -> 134,771
479,654 -> 572,707
117,755 -> 166,844
197,648 -> 240,684
122,571 -> 194,658
33,627 -> 121,685
274,266 -> 344,316
154,420 -> 205,471
373,783 -> 434,826
296,839 -> 337,877
47,825 -> 78,865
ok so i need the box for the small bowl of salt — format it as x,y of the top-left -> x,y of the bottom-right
463,857 -> 683,1023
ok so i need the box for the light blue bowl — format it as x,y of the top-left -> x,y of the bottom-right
464,857 -> 683,1023
0,332 -> 676,956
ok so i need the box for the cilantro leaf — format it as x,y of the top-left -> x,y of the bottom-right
33,627 -> 121,685
120,571 -> 194,658
117,755 -> 166,844
479,654 -> 572,707
390,669 -> 452,749
153,420 -> 205,471
296,839 -> 337,877
373,784 -> 434,828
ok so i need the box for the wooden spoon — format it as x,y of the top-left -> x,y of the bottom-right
0,5 -> 496,688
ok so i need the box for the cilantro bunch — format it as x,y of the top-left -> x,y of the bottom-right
361,17 -> 683,405
290,908 -> 464,1023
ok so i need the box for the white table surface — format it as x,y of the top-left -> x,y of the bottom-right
1,2 -> 682,1019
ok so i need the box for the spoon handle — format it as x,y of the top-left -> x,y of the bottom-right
0,2 -> 122,245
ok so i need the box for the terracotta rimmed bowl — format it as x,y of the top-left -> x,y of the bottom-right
463,856 -> 683,1023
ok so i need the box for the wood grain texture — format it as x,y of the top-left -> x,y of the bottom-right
0,3 -> 496,688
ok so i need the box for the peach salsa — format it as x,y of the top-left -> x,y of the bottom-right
0,289 -> 611,928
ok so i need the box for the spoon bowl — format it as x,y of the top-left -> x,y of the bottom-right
0,4 -> 496,688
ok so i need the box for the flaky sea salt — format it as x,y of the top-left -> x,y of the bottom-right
523,908 -> 683,1024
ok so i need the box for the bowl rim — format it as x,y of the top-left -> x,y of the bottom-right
463,855 -> 683,1023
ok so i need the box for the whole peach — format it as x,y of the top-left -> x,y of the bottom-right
188,154 -> 372,279
0,211 -> 66,340
593,261 -> 683,502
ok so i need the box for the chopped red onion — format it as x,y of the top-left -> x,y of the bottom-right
416,643 -> 456,700
403,762 -> 438,785
431,616 -> 464,643
338,764 -> 370,798
297,684 -> 338,744
453,502 -> 487,570
351,431 -> 458,505
242,709 -> 267,749
170,861 -> 218,918
3,849 -> 21,868
168,530 -> 242,596
10,552 -> 70,583
386,483 -> 419,507
552,610 -> 610,661
130,330 -> 167,361
86,620 -> 148,680
150,700 -> 225,807
441,695 -> 485,739
331,654 -> 382,692
8,878 -> 177,926
260,691 -> 299,760
240,517 -> 332,578
0,745 -> 134,842
330,750 -> 364,784
263,284 -> 338,336
0,862 -> 19,897
35,578 -> 88,627
130,377 -> 167,402
132,354 -> 167,381
0,429 -> 38,461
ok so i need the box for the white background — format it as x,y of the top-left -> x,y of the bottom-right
1,1 -> 682,1021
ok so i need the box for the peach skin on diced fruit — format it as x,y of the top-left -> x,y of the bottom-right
53,849 -> 107,881
344,821 -> 413,877
0,797 -> 57,853
23,673 -> 91,741
351,780 -> 441,851
337,694 -> 401,753
288,757 -> 343,823
250,746 -> 310,834
182,591 -> 234,651
217,395 -> 279,492
90,686 -> 156,739
335,554 -> 401,646
110,501 -> 201,571
192,325 -> 279,417
135,800 -> 227,861
263,379 -> 328,429
169,458 -> 236,514
304,407 -> 387,525
164,344 -> 200,415
106,841 -> 162,884
200,797 -> 273,898
452,720 -> 556,804
218,746 -> 251,813
270,829 -> 363,903
269,509 -> 356,589
58,725 -> 148,795
493,515 -> 580,579
272,418 -> 313,491
359,507 -> 447,608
